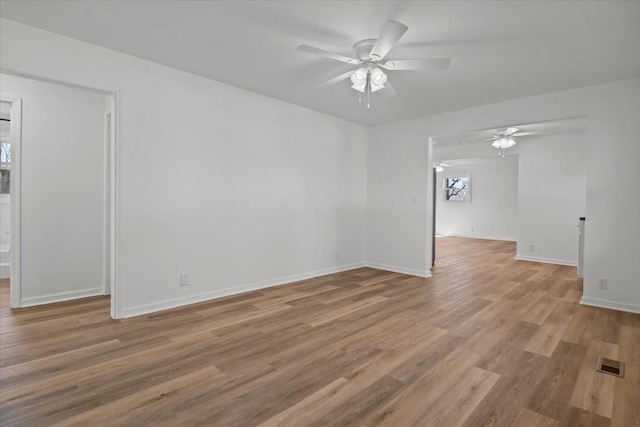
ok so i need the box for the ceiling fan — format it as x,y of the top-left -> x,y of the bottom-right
297,20 -> 451,107
433,162 -> 453,172
487,127 -> 528,156
491,127 -> 520,148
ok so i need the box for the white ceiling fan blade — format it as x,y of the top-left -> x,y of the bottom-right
378,81 -> 397,98
297,45 -> 359,64
316,70 -> 355,89
382,58 -> 451,71
370,20 -> 408,61
513,131 -> 542,137
504,127 -> 520,135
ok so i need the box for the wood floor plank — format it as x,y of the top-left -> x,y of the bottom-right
522,295 -> 561,325
306,375 -> 406,427
257,377 -> 349,427
0,237 -> 638,426
303,295 -> 388,327
570,339 -> 619,418
370,348 -> 482,427
527,340 -> 588,420
53,365 -> 224,426
559,406 -> 612,427
413,366 -> 501,427
524,302 -> 574,357
461,350 -> 548,427
611,325 -> 640,427
511,408 -> 559,427
473,321 -> 539,375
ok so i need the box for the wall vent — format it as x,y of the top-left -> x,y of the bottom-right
596,357 -> 625,378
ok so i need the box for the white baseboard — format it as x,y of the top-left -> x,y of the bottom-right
0,263 -> 9,279
121,262 -> 367,318
20,287 -> 104,307
580,296 -> 640,314
437,234 -> 516,242
514,255 -> 577,267
365,262 -> 432,278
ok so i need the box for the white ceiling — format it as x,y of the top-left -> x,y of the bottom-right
2,1 -> 640,126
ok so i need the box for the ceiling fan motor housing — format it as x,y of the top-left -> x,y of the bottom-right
353,39 -> 377,62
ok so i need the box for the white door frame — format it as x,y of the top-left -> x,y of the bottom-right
425,137 -> 435,272
0,69 -> 122,319
103,106 -> 113,296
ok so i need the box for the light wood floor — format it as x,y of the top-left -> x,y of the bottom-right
1,237 -> 639,426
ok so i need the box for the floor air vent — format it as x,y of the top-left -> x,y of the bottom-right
596,357 -> 625,378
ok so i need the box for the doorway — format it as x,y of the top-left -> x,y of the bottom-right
429,116 -> 588,269
1,72 -> 118,318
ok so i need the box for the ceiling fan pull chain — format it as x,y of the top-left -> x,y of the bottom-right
367,75 -> 371,109
359,92 -> 362,103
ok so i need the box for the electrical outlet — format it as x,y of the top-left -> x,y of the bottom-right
598,278 -> 608,290
180,273 -> 189,287
529,244 -> 535,252
410,196 -> 417,206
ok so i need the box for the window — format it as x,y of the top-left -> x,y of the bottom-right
0,141 -> 9,194
0,141 -> 10,164
444,175 -> 471,202
1,104 -> 10,194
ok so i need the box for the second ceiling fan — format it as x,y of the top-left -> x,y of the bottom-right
297,20 -> 451,106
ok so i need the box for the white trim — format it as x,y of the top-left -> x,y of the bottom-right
438,233 -> 516,242
111,91 -> 121,319
20,288 -> 104,307
102,110 -> 111,296
427,136 -> 435,269
1,68 -> 115,95
580,296 -> 640,314
121,263 -> 366,318
366,262 -> 432,278
0,263 -> 9,279
514,255 -> 577,267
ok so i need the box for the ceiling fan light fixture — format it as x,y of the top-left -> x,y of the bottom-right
492,136 -> 516,149
351,67 -> 367,92
369,68 -> 387,92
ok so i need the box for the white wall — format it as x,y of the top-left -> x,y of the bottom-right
435,156 -> 518,241
0,194 -> 9,247
515,133 -> 586,265
0,73 -> 107,303
0,19 -> 368,317
368,78 -> 640,313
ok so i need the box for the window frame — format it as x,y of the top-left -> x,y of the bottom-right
443,174 -> 471,202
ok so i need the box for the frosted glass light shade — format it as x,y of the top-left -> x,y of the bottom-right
351,68 -> 367,92
491,136 -> 516,149
369,68 -> 387,92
